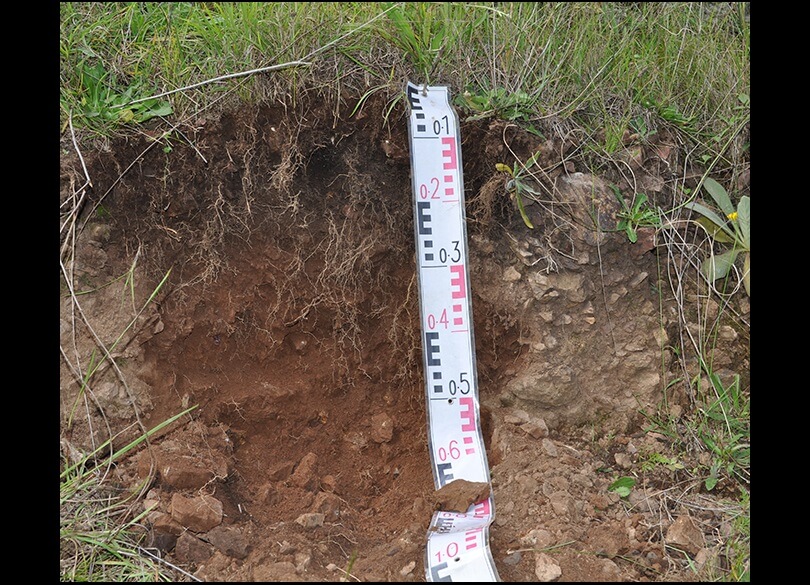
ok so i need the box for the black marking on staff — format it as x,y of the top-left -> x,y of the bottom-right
435,516 -> 455,534
430,562 -> 452,582
437,462 -> 454,486
418,202 -> 433,235
417,202 -> 434,262
433,371 -> 442,394
407,84 -> 429,133
407,84 -> 423,109
426,332 -> 441,366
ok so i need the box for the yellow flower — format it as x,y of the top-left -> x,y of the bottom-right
727,211 -> 738,221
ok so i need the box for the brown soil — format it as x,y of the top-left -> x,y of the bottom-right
59,90 -> 750,582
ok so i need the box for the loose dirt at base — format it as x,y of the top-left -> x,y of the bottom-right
60,91 -> 749,581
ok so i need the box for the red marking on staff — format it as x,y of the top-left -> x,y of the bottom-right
453,304 -> 462,312
454,317 -> 463,326
444,174 -> 453,182
463,436 -> 475,454
445,187 -> 454,196
450,265 -> 466,299
473,498 -> 491,518
441,137 -> 457,170
466,527 -> 481,548
460,397 -> 475,431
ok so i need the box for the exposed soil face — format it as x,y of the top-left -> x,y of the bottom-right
60,91 -> 749,582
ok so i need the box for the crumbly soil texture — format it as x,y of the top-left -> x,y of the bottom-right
60,91 -> 750,582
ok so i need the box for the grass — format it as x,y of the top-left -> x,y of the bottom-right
60,407 -> 197,581
60,3 -> 749,164
60,2 -> 749,581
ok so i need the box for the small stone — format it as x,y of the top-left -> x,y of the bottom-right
311,491 -> 343,520
399,561 -> 416,576
174,531 -> 214,564
520,528 -> 553,548
534,552 -> 562,582
503,266 -> 522,282
320,474 -> 337,492
143,497 -> 161,513
290,452 -> 318,490
206,525 -> 250,559
523,417 -> 549,439
554,314 -> 572,325
170,493 -> 223,532
295,549 -> 312,572
665,515 -> 705,555
371,412 -> 394,443
627,488 -> 659,514
542,438 -> 558,457
503,551 -> 522,566
629,271 -> 649,288
653,326 -> 669,348
278,540 -> 296,554
591,494 -> 612,510
614,452 -> 633,469
504,409 -> 531,425
267,460 -> 296,481
694,547 -> 722,573
295,513 -> 325,529
719,325 -> 738,341
549,491 -> 573,516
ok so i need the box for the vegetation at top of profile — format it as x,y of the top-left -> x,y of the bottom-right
61,2 -> 749,161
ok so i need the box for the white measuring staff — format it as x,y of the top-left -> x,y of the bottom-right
406,82 -> 500,582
